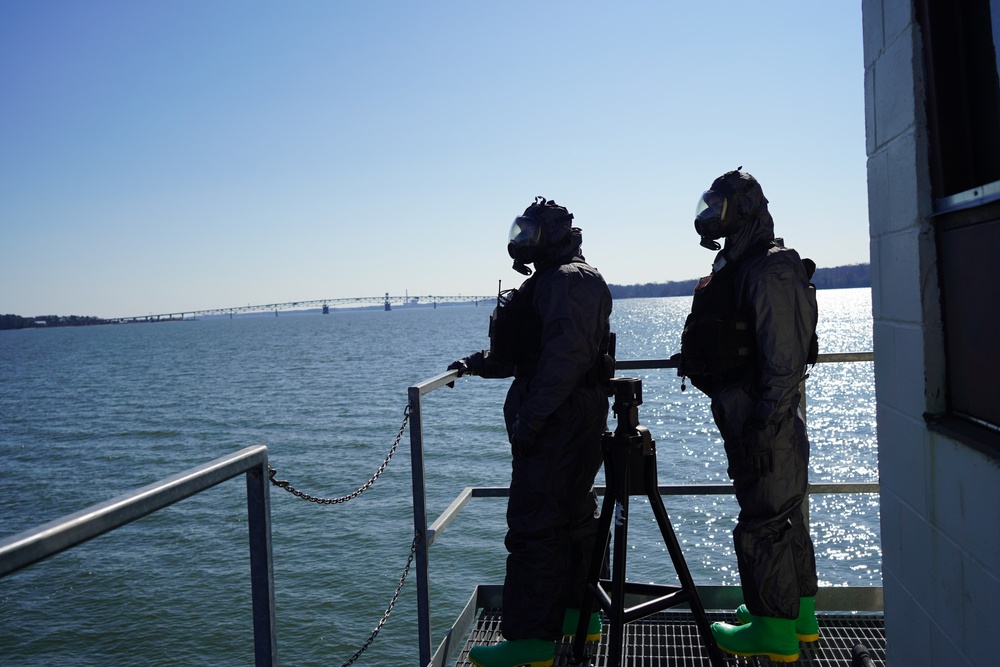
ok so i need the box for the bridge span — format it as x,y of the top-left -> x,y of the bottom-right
110,293 -> 495,323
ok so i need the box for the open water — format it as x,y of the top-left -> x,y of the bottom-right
0,288 -> 877,666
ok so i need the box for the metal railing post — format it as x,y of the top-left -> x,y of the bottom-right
409,385 -> 432,667
0,445 -> 277,664
246,461 -> 278,667
800,376 -> 810,524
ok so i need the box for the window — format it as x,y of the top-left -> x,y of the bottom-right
918,0 -> 1000,453
919,0 -> 1000,195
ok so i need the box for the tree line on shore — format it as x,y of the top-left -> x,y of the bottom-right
2,264 -> 871,330
608,262 -> 870,299
0,314 -> 112,330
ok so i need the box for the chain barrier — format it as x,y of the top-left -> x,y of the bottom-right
266,403 -> 417,663
267,403 -> 412,504
339,533 -> 419,667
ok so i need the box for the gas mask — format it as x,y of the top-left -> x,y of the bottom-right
508,215 -> 543,274
694,169 -> 755,250
507,197 -> 573,275
694,189 -> 737,250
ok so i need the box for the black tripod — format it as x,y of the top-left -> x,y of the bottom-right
572,377 -> 725,667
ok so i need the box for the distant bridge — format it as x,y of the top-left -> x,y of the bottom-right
110,293 -> 495,323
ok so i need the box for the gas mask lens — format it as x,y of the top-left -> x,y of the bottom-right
508,216 -> 541,247
695,190 -> 728,223
694,190 -> 730,243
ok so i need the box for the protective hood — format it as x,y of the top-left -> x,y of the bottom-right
720,178 -> 774,265
533,227 -> 584,272
508,196 -> 575,274
695,170 -> 775,269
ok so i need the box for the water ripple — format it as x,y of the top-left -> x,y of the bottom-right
0,290 -> 877,666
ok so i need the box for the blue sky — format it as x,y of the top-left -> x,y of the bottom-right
1,1 -> 868,319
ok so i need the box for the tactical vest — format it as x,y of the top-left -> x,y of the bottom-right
678,247 -> 819,394
489,266 -> 616,387
678,266 -> 755,393
489,276 -> 542,365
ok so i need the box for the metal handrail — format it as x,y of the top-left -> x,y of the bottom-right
408,352 -> 877,667
0,445 -> 277,667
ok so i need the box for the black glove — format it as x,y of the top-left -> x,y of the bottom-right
446,352 -> 485,387
509,416 -> 540,457
446,359 -> 466,388
741,422 -> 774,477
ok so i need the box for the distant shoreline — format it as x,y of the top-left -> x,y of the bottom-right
2,263 -> 871,330
609,262 -> 870,299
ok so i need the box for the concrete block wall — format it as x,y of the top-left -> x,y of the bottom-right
863,2 -> 1000,666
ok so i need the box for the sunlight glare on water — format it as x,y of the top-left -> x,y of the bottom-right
602,289 -> 878,588
0,288 -> 878,665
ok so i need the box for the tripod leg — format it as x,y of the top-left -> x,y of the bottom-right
608,496 -> 629,667
573,486 -> 614,663
644,459 -> 727,667
604,441 -> 634,667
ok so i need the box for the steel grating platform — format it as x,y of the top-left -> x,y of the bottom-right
453,609 -> 885,667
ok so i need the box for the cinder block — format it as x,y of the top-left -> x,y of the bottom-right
885,131 -> 922,233
891,323 -> 932,412
883,567 -> 933,666
921,322 -> 946,414
875,229 -> 923,323
874,26 -> 917,146
872,320 -> 895,398
960,565 -> 999,667
930,439 -> 1000,570
898,501 -> 935,606
929,620 -> 969,667
928,528 -> 965,647
876,407 -> 929,514
879,489 -> 905,577
867,149 -> 890,233
870,236 -> 882,316
883,0 -> 914,46
862,0 -> 885,68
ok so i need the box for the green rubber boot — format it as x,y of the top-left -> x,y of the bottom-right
735,596 -> 820,642
468,638 -> 555,667
711,616 -> 799,663
562,607 -> 603,641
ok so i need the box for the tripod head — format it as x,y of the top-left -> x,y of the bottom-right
608,377 -> 643,435
605,377 -> 655,464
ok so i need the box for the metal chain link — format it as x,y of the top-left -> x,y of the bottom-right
267,403 -> 412,504
339,533 -> 419,667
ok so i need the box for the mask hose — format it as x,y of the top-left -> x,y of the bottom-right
512,260 -> 532,276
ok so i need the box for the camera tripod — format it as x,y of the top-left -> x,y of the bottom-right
572,377 -> 725,667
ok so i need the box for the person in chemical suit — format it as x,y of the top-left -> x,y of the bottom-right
678,169 -> 820,663
447,196 -> 613,667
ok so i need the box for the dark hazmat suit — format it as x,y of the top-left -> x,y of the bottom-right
680,172 -> 819,620
452,225 -> 612,641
